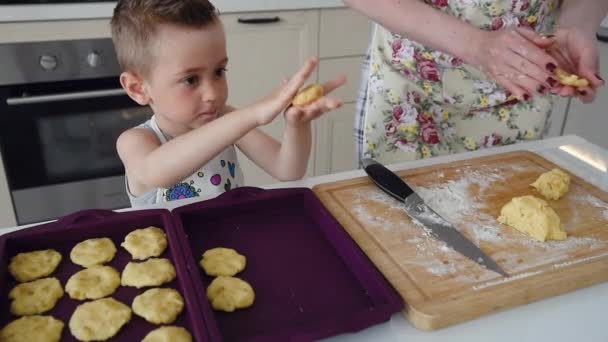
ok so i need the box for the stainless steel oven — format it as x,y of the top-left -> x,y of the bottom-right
0,38 -> 151,224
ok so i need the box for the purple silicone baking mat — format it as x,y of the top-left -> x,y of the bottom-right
169,187 -> 403,342
0,209 -> 209,342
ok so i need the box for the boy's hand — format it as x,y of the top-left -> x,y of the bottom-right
284,75 -> 347,125
254,57 -> 319,126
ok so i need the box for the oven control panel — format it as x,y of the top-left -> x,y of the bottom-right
0,38 -> 121,86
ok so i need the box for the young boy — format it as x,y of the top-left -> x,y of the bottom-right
111,0 -> 346,206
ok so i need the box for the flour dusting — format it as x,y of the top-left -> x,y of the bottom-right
342,163 -> 606,291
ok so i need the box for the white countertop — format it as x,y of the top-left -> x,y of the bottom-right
0,0 -> 345,23
2,135 -> 608,341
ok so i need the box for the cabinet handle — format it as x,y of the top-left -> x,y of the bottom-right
237,16 -> 281,24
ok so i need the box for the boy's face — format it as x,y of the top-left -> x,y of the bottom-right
138,20 -> 229,129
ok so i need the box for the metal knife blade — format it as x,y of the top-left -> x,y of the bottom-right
361,158 -> 508,277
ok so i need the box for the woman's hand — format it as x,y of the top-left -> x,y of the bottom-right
467,28 -> 560,101
541,27 -> 604,103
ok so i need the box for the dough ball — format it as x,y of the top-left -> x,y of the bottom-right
292,84 -> 324,107
200,247 -> 246,276
555,68 -> 590,88
69,298 -> 131,341
121,226 -> 168,260
531,168 -> 570,200
132,288 -> 184,324
142,326 -> 192,342
9,249 -> 62,283
9,277 -> 64,316
121,258 -> 176,288
497,195 -> 567,242
66,265 -> 121,300
206,276 -> 255,312
0,315 -> 64,342
70,238 -> 117,267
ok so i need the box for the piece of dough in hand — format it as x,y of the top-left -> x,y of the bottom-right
69,298 -> 131,342
142,326 -> 192,342
121,258 -> 176,288
9,277 -> 64,316
0,315 -> 64,342
497,195 -> 567,242
66,265 -> 121,300
555,68 -> 590,88
70,237 -> 117,267
206,276 -> 255,312
200,247 -> 246,276
530,168 -> 570,200
9,249 -> 62,283
292,84 -> 324,107
121,226 -> 168,260
132,288 -> 184,324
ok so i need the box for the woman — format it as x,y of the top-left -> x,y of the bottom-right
345,0 -> 607,164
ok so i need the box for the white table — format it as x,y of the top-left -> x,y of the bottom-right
3,135 -> 607,342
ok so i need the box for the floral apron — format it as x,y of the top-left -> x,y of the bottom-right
361,0 -> 559,164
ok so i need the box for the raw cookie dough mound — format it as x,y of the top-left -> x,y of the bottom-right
200,247 -> 246,276
292,84 -> 324,107
142,326 -> 193,342
9,249 -> 62,282
9,277 -> 64,316
132,288 -> 184,324
497,195 -> 567,242
206,276 -> 255,312
70,237 -> 117,267
66,265 -> 121,300
69,297 -> 131,342
121,226 -> 168,260
531,168 -> 570,200
0,315 -> 64,342
121,258 -> 176,288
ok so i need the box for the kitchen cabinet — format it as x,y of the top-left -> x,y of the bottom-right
562,40 -> 608,149
222,10 -> 319,186
314,8 -> 373,175
224,8 -> 373,185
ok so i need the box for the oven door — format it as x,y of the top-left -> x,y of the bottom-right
0,78 -> 152,224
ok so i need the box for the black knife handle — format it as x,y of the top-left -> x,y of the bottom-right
362,159 -> 414,201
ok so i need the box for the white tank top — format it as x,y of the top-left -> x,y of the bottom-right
127,115 -> 244,207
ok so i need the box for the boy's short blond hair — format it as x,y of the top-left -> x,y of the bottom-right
111,0 -> 218,76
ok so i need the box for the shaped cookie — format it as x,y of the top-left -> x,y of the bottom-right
70,237 -> 117,267
66,265 -> 121,300
69,298 -> 131,341
0,315 -> 64,342
132,288 -> 184,324
9,277 -> 64,316
121,226 -> 167,260
200,247 -> 246,277
121,258 -> 176,288
206,276 -> 255,312
142,326 -> 192,342
9,249 -> 62,283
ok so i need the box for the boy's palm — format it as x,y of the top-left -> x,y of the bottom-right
254,58 -> 346,126
284,75 -> 347,125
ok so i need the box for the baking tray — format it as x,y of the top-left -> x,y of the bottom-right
170,187 -> 403,342
0,209 -> 209,342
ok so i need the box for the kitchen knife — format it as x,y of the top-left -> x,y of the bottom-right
361,158 -> 509,277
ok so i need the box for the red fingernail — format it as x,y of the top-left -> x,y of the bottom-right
547,77 -> 558,87
537,85 -> 546,94
578,90 -> 588,96
546,63 -> 557,72
523,93 -> 531,101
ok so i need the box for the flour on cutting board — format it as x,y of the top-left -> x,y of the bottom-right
347,164 -> 605,287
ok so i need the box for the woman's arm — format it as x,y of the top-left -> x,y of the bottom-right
343,0 -> 481,63
557,0 -> 608,35
344,0 -> 560,99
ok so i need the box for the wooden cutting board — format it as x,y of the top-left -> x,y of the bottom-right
312,151 -> 608,331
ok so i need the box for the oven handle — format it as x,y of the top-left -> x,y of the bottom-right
6,88 -> 127,106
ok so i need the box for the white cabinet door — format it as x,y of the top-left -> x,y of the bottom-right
315,103 -> 358,175
222,11 -> 319,186
563,41 -> 608,148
